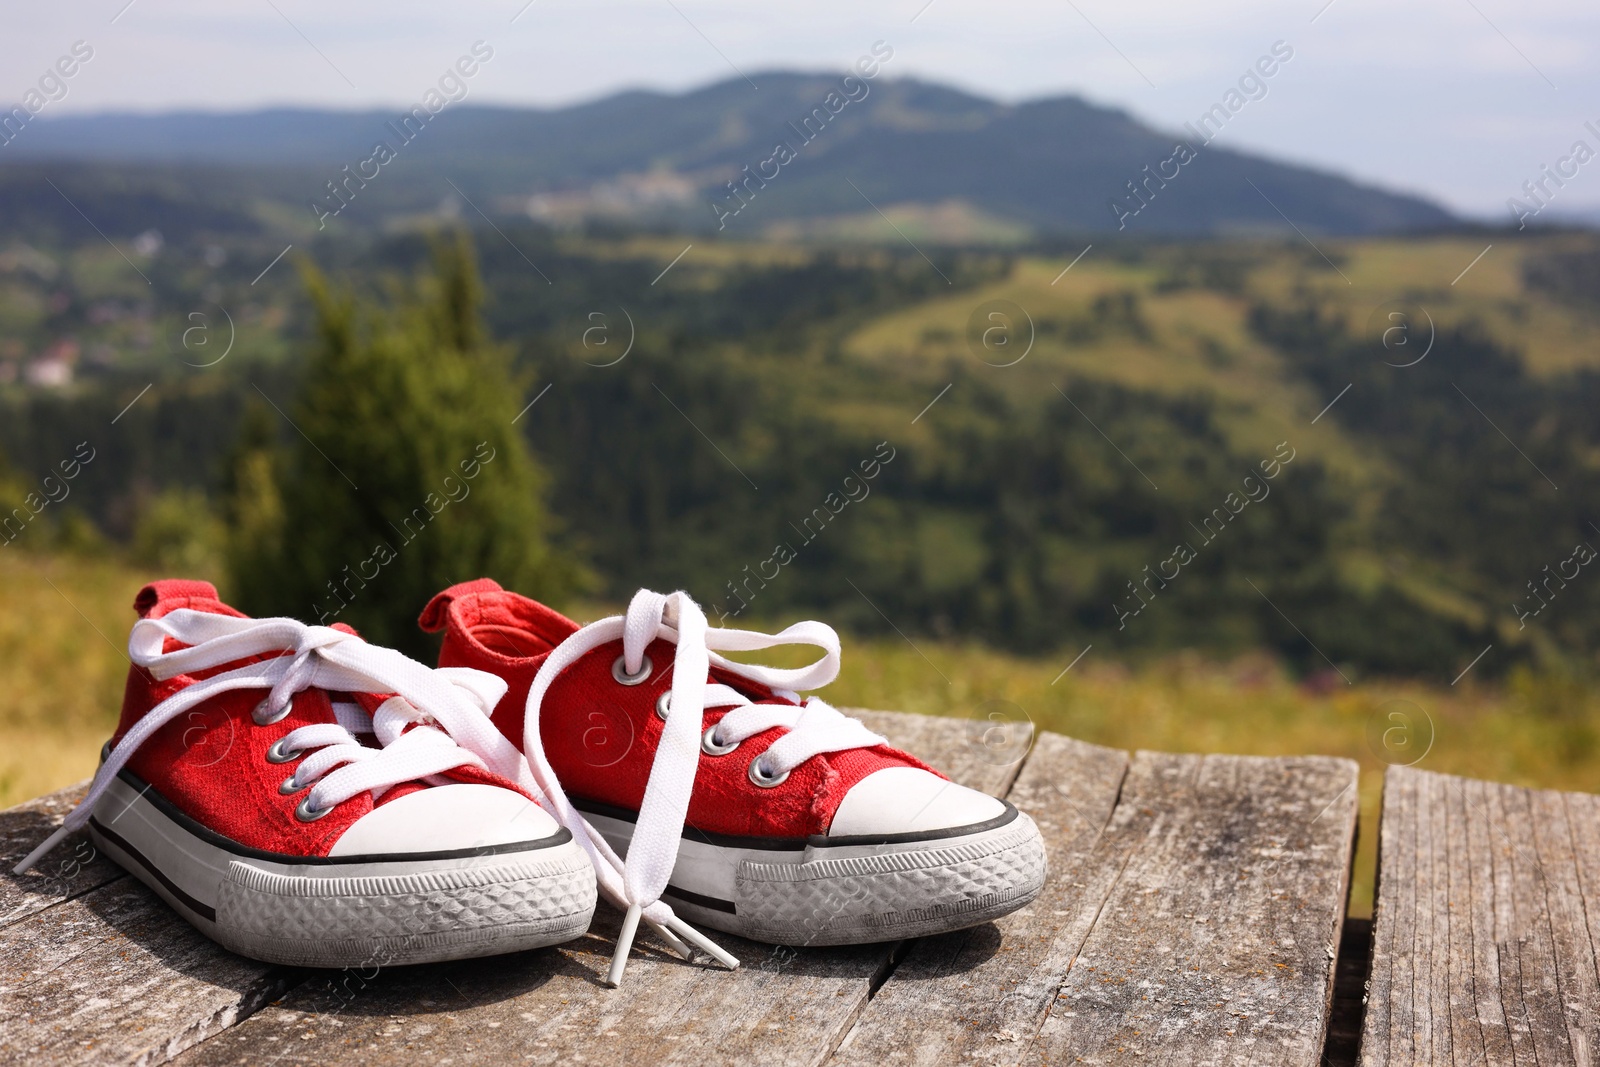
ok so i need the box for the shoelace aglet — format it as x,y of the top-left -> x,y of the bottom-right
607,904 -> 645,988
643,917 -> 694,960
13,824 -> 72,875
663,915 -> 740,971
606,908 -> 739,986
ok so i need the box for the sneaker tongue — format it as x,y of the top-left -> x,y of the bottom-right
341,693 -> 532,802
461,595 -> 577,658
134,580 -> 229,618
707,664 -> 791,706
372,764 -> 531,808
136,581 -> 249,634
374,781 -> 429,808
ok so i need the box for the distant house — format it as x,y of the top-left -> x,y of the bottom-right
25,338 -> 80,388
24,358 -> 72,387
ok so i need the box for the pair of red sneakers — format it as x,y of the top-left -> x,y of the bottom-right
18,579 -> 1046,985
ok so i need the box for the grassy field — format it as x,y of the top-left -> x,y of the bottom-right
6,548 -> 1597,917
0,551 -> 149,811
843,235 -> 1600,490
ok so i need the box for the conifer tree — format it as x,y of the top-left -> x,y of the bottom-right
227,231 -> 580,655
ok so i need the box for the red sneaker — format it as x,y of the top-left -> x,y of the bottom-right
16,580 -> 596,967
421,580 -> 1046,985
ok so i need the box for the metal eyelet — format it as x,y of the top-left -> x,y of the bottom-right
278,774 -> 307,796
702,725 -> 740,756
655,691 -> 672,721
252,698 -> 292,727
612,654 -> 653,686
747,756 -> 790,789
265,737 -> 299,764
295,796 -> 333,822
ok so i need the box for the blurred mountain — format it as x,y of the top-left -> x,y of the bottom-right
6,73 -> 1455,239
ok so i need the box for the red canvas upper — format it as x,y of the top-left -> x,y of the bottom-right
420,579 -> 943,839
114,579 -> 527,858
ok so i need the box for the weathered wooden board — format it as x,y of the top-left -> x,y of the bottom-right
0,784 -> 298,1066
1031,751 -> 1359,1066
852,707 -> 1033,802
4,713 -> 1367,1066
830,731 -> 1129,1066
173,709 -> 1027,1067
1360,765 -> 1600,1067
0,879 -> 298,1066
0,783 -> 124,929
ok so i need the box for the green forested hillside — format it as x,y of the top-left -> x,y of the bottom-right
2,222 -> 1597,682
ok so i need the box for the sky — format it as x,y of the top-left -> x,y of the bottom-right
4,0 -> 1597,220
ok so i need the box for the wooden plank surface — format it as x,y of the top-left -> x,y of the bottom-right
1032,751 -> 1359,1066
2,880 -> 298,1066
1360,765 -> 1600,1067
0,783 -> 123,929
830,731 -> 1129,1066
3,713 -> 1365,1066
0,784 -> 297,1066
173,709 -> 1028,1067
851,707 -> 1032,803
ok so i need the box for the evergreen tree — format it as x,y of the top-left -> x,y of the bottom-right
227,231 -> 581,655
222,399 -> 285,605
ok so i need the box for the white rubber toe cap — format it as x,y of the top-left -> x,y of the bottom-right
828,766 -> 1006,837
329,783 -> 562,857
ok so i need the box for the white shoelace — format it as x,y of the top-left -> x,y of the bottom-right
520,588 -> 888,987
16,609 -> 533,874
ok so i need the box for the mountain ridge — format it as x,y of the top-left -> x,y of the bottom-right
2,71 -> 1456,238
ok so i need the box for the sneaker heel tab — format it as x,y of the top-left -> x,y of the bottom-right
134,580 -> 220,618
418,579 -> 505,632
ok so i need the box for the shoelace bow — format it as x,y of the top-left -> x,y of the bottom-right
521,588 -> 888,987
16,609 -> 532,875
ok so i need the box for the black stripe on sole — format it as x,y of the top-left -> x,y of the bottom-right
661,883 -> 737,914
570,794 -> 1020,852
89,815 -> 218,922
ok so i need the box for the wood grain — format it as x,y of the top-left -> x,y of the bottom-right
5,713 -> 1370,1065
830,732 -> 1129,1066
0,880 -> 298,1066
0,780 -> 300,1062
1360,765 -> 1600,1067
174,709 -> 1022,1067
0,781 -> 124,930
1032,751 -> 1359,1066
0,786 -> 296,1066
850,707 -> 1033,800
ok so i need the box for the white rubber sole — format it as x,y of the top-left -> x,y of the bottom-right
90,771 -> 597,968
577,799 -> 1047,946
